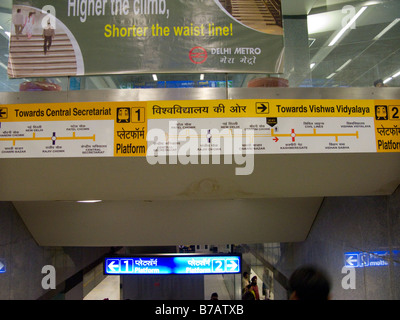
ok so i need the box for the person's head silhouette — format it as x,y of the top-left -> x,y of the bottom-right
288,265 -> 331,300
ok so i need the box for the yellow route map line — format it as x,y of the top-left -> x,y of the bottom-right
0,132 -> 96,146
163,128 -> 359,142
270,128 -> 359,142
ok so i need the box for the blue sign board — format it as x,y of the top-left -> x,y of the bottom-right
104,255 -> 241,275
344,251 -> 390,268
0,260 -> 5,273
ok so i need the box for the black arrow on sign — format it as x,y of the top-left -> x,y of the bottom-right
257,103 -> 268,113
0,108 -> 7,118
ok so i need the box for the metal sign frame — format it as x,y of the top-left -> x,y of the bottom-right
104,254 -> 242,275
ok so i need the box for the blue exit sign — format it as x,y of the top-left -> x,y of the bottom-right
104,254 -> 241,275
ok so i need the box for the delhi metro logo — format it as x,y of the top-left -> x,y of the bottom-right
189,46 -> 208,64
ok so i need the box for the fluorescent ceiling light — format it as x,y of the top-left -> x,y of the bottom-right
77,200 -> 102,203
0,62 -> 7,70
4,31 -> 10,38
336,59 -> 352,72
373,18 -> 400,40
152,74 -> 158,81
364,1 -> 382,5
392,71 -> 400,78
326,73 -> 336,79
328,6 -> 367,47
307,13 -> 331,34
383,77 -> 392,84
310,63 -> 316,69
200,74 -> 204,80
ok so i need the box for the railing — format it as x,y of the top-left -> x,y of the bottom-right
240,244 -> 290,300
264,0 -> 282,27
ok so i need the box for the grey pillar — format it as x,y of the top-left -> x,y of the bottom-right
282,15 -> 311,87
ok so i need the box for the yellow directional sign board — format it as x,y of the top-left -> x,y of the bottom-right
0,99 -> 398,158
374,102 -> 400,153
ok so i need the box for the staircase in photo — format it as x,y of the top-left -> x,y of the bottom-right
7,33 -> 78,78
231,0 -> 281,31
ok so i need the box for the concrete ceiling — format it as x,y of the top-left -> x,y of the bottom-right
10,151 -> 400,246
2,87 -> 400,247
308,0 -> 400,87
13,198 -> 323,247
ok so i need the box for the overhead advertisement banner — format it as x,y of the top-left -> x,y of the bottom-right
0,99 -> 399,160
8,0 -> 284,78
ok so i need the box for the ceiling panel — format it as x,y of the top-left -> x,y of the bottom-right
14,197 -> 323,246
308,0 -> 400,87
